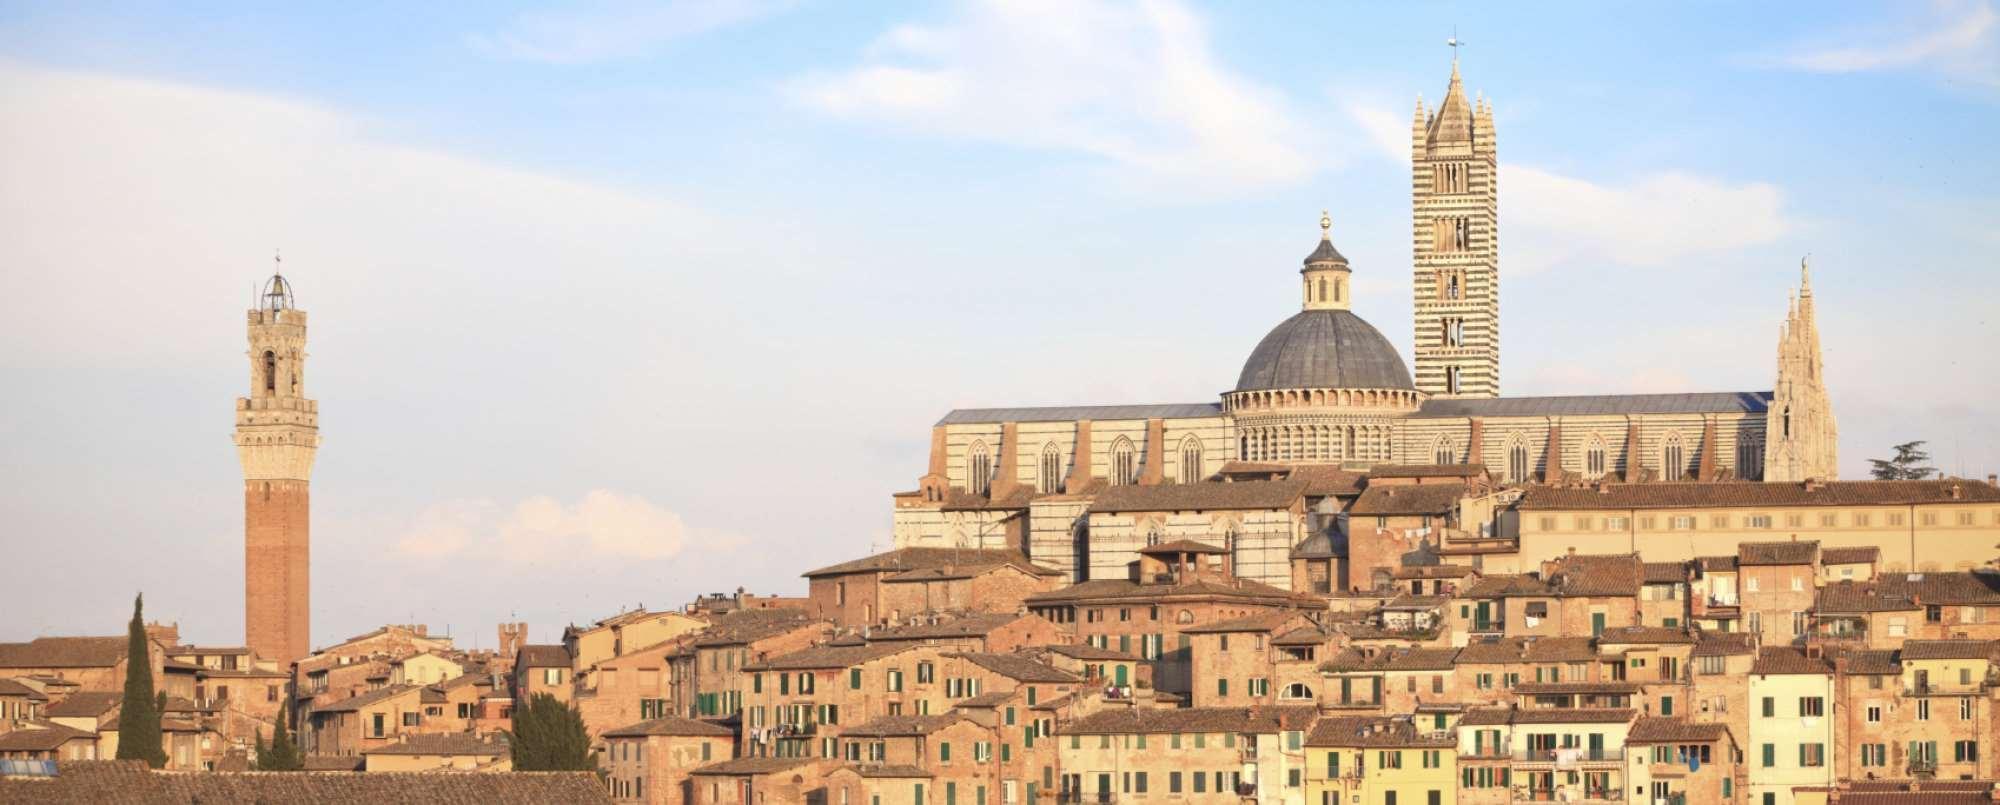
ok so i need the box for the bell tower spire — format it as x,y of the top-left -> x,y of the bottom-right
1764,256 -> 1837,481
236,257 -> 319,664
1411,45 -> 1500,398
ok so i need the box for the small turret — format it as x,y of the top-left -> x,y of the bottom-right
1301,211 -> 1353,312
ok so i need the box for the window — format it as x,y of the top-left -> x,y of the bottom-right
262,351 -> 276,392
1585,437 -> 1607,478
1748,515 -> 1772,528
1962,699 -> 1975,720
1738,436 -> 1764,480
1446,366 -> 1462,395
1111,437 -> 1137,486
1039,443 -> 1063,493
1799,697 -> 1823,717
1861,744 -> 1886,767
967,441 -> 993,496
1866,705 -> 1881,723
1508,439 -> 1530,483
1800,743 -> 1824,767
1179,436 -> 1204,484
1761,744 -> 1774,768
1433,437 -> 1456,464
1608,516 -> 1629,531
1662,434 -> 1686,481
1956,740 -> 1979,763
1761,698 -> 1775,718
1919,700 -> 1931,721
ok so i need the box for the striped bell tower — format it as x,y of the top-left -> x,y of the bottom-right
1410,53 -> 1499,398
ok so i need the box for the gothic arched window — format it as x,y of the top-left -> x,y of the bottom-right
1039,442 -> 1063,494
1738,435 -> 1764,481
1507,437 -> 1530,484
1110,437 -> 1137,486
1585,436 -> 1608,479
1178,435 -> 1204,484
1662,434 -> 1686,482
1433,437 -> 1456,465
1317,278 -> 1327,302
967,441 -> 992,496
263,350 -> 276,393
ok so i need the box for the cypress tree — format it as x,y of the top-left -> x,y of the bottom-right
509,692 -> 592,770
261,710 -> 302,771
114,594 -> 167,768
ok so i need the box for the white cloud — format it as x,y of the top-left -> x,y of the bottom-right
1505,166 -> 1791,273
469,0 -> 795,64
1338,103 -> 1793,275
789,0 -> 1318,195
397,490 -> 698,562
1774,0 -> 1999,86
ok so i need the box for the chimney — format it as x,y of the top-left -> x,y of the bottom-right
1950,483 -> 1964,500
1986,474 -> 1996,487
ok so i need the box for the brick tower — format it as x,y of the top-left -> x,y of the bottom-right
1410,52 -> 1500,398
235,263 -> 319,664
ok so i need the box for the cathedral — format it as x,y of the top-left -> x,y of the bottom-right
890,59 -> 1839,568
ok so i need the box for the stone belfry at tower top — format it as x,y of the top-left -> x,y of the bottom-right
1410,51 -> 1499,398
235,262 -> 318,664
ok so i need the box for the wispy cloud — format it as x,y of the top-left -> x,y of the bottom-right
1771,0 -> 1999,86
469,0 -> 795,64
396,490 -> 738,562
1341,103 -> 1793,274
788,0 -> 1319,196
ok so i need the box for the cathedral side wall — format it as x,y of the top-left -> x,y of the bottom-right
942,416 -> 1232,492
1082,508 -> 1301,589
1398,413 -> 1767,482
1028,500 -> 1089,580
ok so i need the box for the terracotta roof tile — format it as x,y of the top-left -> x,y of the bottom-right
602,716 -> 735,738
1751,647 -> 1833,675
1516,480 -> 2000,511
1692,632 -> 1758,657
361,733 -> 507,756
1626,717 -> 1730,743
1062,705 -> 1318,735
945,652 -> 1078,683
746,643 -> 911,671
1739,541 -> 1819,566
1305,716 -> 1456,748
0,637 -> 126,669
1830,648 -> 1900,675
1596,626 -> 1695,645
838,714 -> 970,737
1367,464 -> 1488,479
1643,562 -> 1688,584
515,644 -> 571,669
1350,484 -> 1465,516
1024,577 -> 1311,606
1180,612 -> 1300,634
0,760 -> 612,802
1899,640 -> 1995,660
1821,546 -> 1881,565
805,548 -> 1044,579
865,613 -> 1035,641
690,757 -> 822,776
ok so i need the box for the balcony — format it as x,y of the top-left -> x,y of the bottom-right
1516,748 -> 1624,764
1513,787 -> 1624,803
1904,682 -> 1986,697
1909,759 -> 1937,779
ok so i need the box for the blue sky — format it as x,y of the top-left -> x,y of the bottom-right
1,0 -> 1995,649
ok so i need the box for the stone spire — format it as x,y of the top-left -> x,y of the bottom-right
1764,256 -> 1838,481
1427,58 -> 1475,145
1301,211 -> 1353,312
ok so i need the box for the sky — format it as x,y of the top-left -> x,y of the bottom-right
1,0 -> 1996,650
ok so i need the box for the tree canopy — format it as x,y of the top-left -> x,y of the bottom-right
257,710 -> 302,771
508,692 -> 593,771
1869,440 -> 1937,480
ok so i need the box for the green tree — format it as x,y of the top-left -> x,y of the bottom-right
1869,441 -> 1938,480
508,692 -> 593,770
257,710 -> 302,771
114,594 -> 166,768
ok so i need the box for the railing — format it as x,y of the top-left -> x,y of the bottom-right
1472,621 -> 1507,633
1906,682 -> 1986,696
1465,743 -> 1513,758
1326,699 -> 1384,709
1235,782 -> 1258,797
1311,581 -> 1333,594
1517,748 -> 1624,762
1909,759 -> 1937,778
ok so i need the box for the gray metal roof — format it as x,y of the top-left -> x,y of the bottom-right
1412,391 -> 1772,418
1235,309 -> 1414,392
937,402 -> 1224,426
1304,237 -> 1347,265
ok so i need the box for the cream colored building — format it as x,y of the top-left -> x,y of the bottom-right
1745,648 -> 1834,805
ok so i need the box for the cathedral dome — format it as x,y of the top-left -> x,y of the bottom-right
1234,308 -> 1414,392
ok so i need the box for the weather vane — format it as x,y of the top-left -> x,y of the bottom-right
1447,27 -> 1464,63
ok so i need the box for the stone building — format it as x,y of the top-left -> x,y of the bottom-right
601,716 -> 735,805
891,59 -> 1842,569
236,267 -> 319,665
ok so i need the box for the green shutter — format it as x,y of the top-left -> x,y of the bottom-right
850,668 -> 861,689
